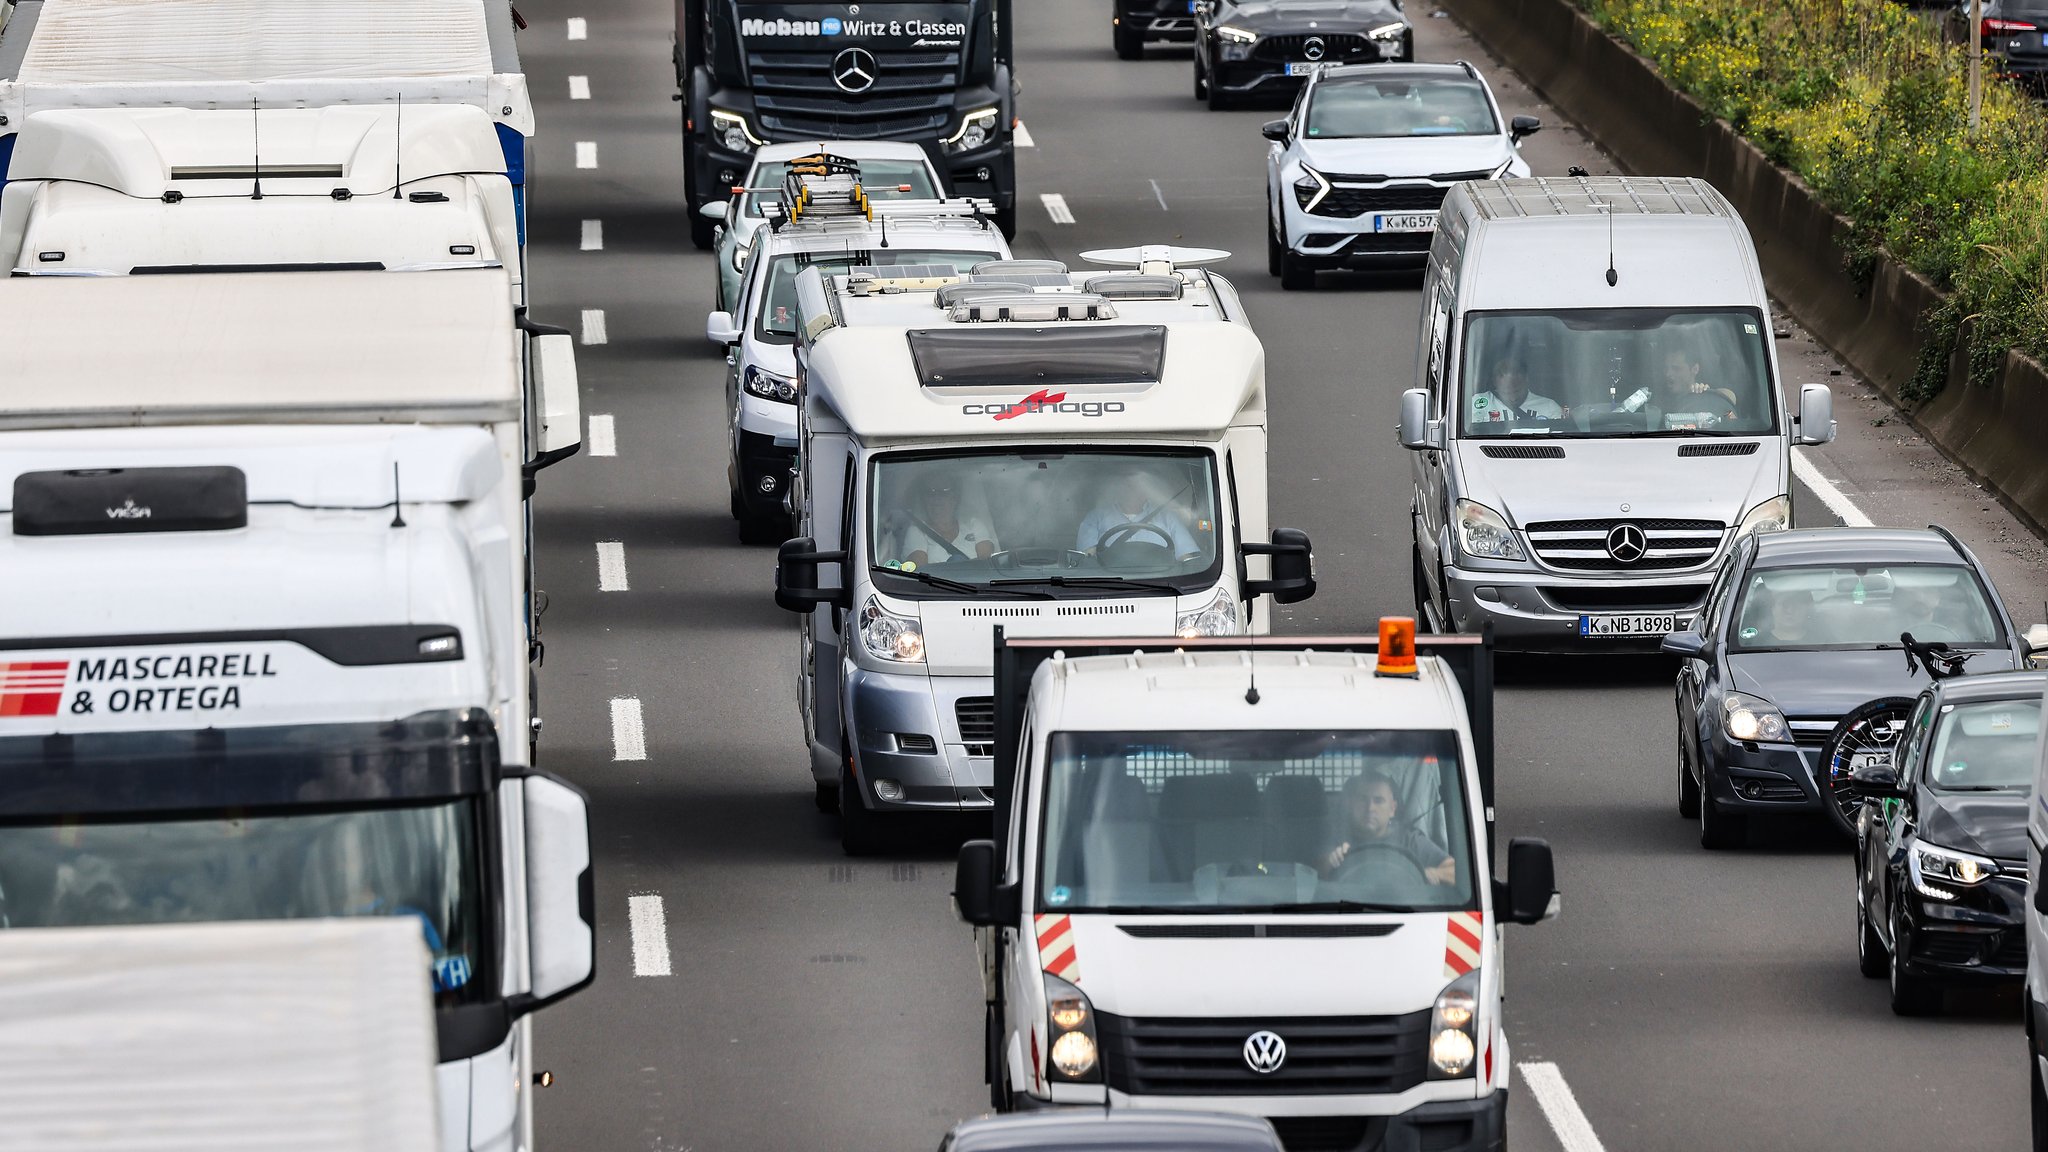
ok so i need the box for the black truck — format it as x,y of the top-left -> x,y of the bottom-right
674,1 -> 1018,245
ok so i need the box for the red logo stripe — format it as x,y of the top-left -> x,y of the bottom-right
991,388 -> 1068,421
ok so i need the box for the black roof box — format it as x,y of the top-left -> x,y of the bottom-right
12,467 -> 248,536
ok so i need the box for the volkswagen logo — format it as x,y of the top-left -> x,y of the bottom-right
1606,522 -> 1647,564
831,47 -> 878,94
1242,1030 -> 1287,1074
1302,35 -> 1326,61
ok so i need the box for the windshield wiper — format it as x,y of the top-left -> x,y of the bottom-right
987,575 -> 1181,595
1264,900 -> 1417,914
871,566 -> 984,596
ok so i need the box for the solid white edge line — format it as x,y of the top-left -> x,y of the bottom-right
1519,1062 -> 1608,1152
575,141 -> 598,169
596,541 -> 629,592
1148,178 -> 1168,211
1790,450 -> 1873,527
568,75 -> 591,100
580,308 -> 608,345
588,414 -> 617,457
1014,121 -> 1035,148
566,16 -> 588,40
627,894 -> 673,976
580,218 -> 604,250
1040,192 -> 1074,225
610,696 -> 648,761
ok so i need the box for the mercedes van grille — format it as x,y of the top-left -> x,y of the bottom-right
1524,518 -> 1723,572
1094,1010 -> 1429,1095
955,696 -> 996,746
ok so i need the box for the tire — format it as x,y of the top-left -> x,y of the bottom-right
1888,910 -> 1941,1015
1856,871 -> 1886,978
1677,709 -> 1701,819
1279,248 -> 1315,291
686,161 -> 718,251
1699,779 -> 1746,849
1194,55 -> 1208,100
1411,545 -> 1436,633
1819,696 -> 1917,840
1267,215 -> 1285,278
1114,24 -> 1143,59
994,202 -> 1017,241
2031,1057 -> 2048,1152
814,780 -> 839,814
690,205 -> 717,251
1205,80 -> 1233,111
737,502 -> 787,546
839,755 -> 889,856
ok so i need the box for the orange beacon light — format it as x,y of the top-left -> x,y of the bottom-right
1377,616 -> 1418,677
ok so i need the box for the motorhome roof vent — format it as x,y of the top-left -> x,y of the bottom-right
844,264 -> 964,294
948,293 -> 1118,323
968,259 -> 1069,283
12,467 -> 248,536
934,282 -> 1034,308
1083,274 -> 1184,301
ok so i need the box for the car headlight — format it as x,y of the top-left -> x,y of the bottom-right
742,364 -> 799,404
1736,494 -> 1791,538
710,110 -> 763,154
945,107 -> 1000,153
1292,165 -> 1332,213
1721,691 -> 1789,743
1176,589 -> 1241,638
1427,968 -> 1480,1079
731,237 -> 751,274
1453,499 -> 1525,561
1367,21 -> 1407,39
1216,24 -> 1256,59
859,596 -> 925,663
1910,840 -> 1997,901
1043,972 -> 1101,1082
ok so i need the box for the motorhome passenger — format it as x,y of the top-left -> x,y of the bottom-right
1468,354 -> 1563,424
1321,772 -> 1458,885
1076,469 -> 1201,560
901,480 -> 998,566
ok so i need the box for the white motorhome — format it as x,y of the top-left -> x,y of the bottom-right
952,628 -> 1557,1149
1398,176 -> 1837,652
772,248 -> 1318,853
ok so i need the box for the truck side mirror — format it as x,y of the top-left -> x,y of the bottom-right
706,311 -> 742,346
954,839 -> 1018,926
774,536 -> 848,612
1659,631 -> 1707,658
1398,388 -> 1435,450
1260,119 -> 1290,143
1509,114 -> 1542,142
699,201 -> 731,222
1796,383 -> 1836,445
1501,837 -> 1557,925
1241,527 -> 1316,604
513,771 -> 595,1013
522,330 -> 582,496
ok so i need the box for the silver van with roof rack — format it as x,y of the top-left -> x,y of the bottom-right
1398,175 -> 1837,652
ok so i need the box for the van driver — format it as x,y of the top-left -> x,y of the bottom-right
1077,469 -> 1200,560
1468,355 -> 1563,425
1321,772 -> 1457,886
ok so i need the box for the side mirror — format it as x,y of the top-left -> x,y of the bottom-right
2023,623 -> 2048,665
1849,760 -> 1900,797
1796,383 -> 1837,445
954,840 -> 1019,926
1660,631 -> 1708,658
706,310 -> 742,346
698,200 -> 731,222
521,330 -> 582,496
1398,387 -> 1435,450
774,536 -> 849,612
2035,872 -> 2048,916
1500,837 -> 1557,925
513,771 -> 595,1013
1260,119 -> 1291,143
1509,114 -> 1542,142
1242,527 -> 1316,604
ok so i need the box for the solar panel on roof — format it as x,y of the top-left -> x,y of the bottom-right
847,264 -> 959,280
966,271 -> 1073,287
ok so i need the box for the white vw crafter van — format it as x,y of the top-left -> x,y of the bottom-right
952,625 -> 1558,1150
1399,176 -> 1837,651
773,248 -> 1318,853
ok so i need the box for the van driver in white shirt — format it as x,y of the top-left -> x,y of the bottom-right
1468,355 -> 1564,426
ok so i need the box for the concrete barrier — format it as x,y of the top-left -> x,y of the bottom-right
1439,0 -> 2048,534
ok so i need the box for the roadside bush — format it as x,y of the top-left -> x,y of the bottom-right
1575,0 -> 2048,398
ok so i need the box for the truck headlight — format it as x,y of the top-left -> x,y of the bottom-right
1176,589 -> 1241,637
1453,499 -> 1524,561
1736,494 -> 1791,538
859,596 -> 924,663
1721,691 -> 1788,743
742,364 -> 799,404
710,110 -> 763,154
1910,840 -> 1996,901
1216,24 -> 1256,59
1044,972 -> 1101,1081
944,107 -> 1000,153
1427,969 -> 1480,1079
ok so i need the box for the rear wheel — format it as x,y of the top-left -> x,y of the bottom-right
1114,23 -> 1143,59
1819,696 -> 1917,840
1676,710 -> 1701,819
1889,910 -> 1942,1015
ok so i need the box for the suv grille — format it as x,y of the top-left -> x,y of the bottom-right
954,696 -> 995,753
1096,1011 -> 1428,1096
1303,183 -> 1448,219
747,48 -> 961,139
1253,33 -> 1376,63
1523,518 -> 1723,572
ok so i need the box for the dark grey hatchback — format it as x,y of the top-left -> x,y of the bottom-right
1661,527 -> 2029,849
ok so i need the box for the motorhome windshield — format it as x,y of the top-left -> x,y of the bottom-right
754,249 -> 995,344
744,160 -> 939,218
1460,308 -> 1776,437
1039,729 -> 1476,914
1728,564 -> 2003,651
868,450 -> 1222,596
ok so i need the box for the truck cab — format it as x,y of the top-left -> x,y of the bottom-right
772,247 -> 1317,853
953,627 -> 1557,1150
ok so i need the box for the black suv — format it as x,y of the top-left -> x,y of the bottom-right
1193,0 -> 1411,110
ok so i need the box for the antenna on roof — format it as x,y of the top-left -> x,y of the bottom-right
878,212 -> 889,249
1244,632 -> 1260,706
393,92 -> 405,200
250,97 -> 263,201
389,463 -> 407,529
1604,199 -> 1618,287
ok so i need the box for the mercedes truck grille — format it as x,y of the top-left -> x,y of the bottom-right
747,49 -> 961,139
1095,1011 -> 1429,1096
1523,517 -> 1724,572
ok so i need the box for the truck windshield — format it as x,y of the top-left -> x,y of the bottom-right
1727,564 -> 2004,651
753,248 -> 995,345
1459,308 -> 1777,437
0,801 -> 490,1008
1039,729 -> 1477,913
868,450 -> 1223,595
1306,75 -> 1500,139
744,160 -> 940,219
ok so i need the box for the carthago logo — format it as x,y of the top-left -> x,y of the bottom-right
963,389 -> 1129,420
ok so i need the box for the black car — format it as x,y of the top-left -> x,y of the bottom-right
1115,0 -> 1200,59
1661,527 -> 2027,849
1852,670 -> 2043,1014
1948,0 -> 2048,90
938,1109 -> 1284,1152
1193,0 -> 1412,111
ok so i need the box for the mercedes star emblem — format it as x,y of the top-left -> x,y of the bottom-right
1303,35 -> 1326,61
831,47 -> 878,94
1606,522 -> 1647,564
1242,1030 -> 1288,1074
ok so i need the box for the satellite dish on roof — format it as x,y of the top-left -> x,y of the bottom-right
1078,245 -> 1231,276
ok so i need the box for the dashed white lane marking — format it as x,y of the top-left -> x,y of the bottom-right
627,894 -> 672,976
1520,1062 -> 1608,1152
1792,450 -> 1873,527
566,16 -> 587,40
568,75 -> 591,100
1014,120 -> 1035,147
596,541 -> 629,591
575,141 -> 598,169
1148,178 -> 1168,211
580,218 -> 604,250
588,414 -> 617,457
581,308 -> 608,345
610,697 -> 648,761
1040,192 -> 1074,225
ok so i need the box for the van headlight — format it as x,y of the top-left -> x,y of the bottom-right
945,107 -> 1001,153
1721,691 -> 1788,743
1736,494 -> 1791,538
1043,972 -> 1101,1082
742,364 -> 799,404
1910,840 -> 1996,901
1427,968 -> 1480,1079
859,596 -> 924,663
1453,499 -> 1524,561
1176,589 -> 1241,638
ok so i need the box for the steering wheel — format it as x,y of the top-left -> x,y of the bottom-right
1332,842 -> 1434,891
1095,521 -> 1177,554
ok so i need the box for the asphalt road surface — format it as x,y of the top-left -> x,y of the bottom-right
519,3 -> 2048,1149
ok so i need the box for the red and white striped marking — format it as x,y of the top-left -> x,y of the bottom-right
0,661 -> 67,717
1443,910 -> 1483,979
1035,913 -> 1080,983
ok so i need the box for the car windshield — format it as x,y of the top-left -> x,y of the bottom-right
752,248 -> 994,345
1924,698 -> 2042,791
0,801 -> 489,1007
1460,308 -> 1778,437
1039,730 -> 1476,914
1728,564 -> 2004,650
868,450 -> 1222,594
1306,76 -> 1499,139
743,159 -> 939,218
